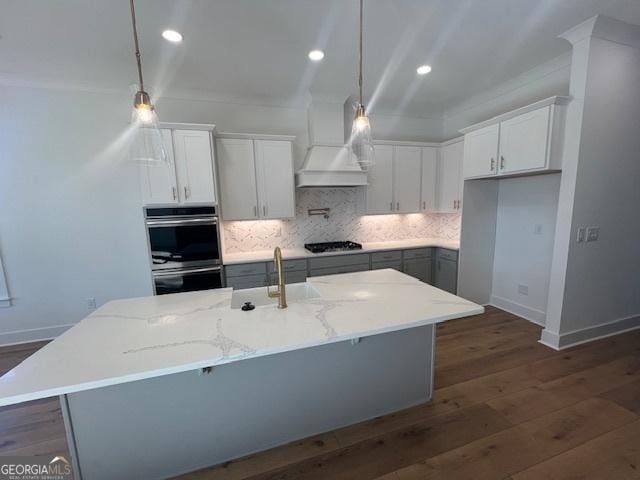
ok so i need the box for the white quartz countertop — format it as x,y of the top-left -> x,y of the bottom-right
223,238 -> 460,265
0,269 -> 481,407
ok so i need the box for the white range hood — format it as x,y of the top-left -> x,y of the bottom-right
296,101 -> 368,187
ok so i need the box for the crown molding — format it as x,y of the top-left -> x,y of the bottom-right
560,15 -> 640,49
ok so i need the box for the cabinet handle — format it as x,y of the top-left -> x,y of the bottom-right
390,202 -> 393,211
396,202 -> 400,211
438,260 -> 442,271
491,158 -> 495,171
500,156 -> 505,170
172,187 -> 177,200
184,186 -> 191,199
422,201 -> 426,210
253,206 -> 258,217
263,206 -> 267,216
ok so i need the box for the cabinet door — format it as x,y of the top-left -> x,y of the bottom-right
365,145 -> 394,214
420,147 -> 437,212
393,146 -> 422,213
463,124 -> 499,179
499,106 -> 550,174
173,130 -> 216,205
436,141 -> 463,213
254,140 -> 295,219
435,259 -> 457,294
403,258 -> 432,284
139,129 -> 179,205
216,138 -> 259,220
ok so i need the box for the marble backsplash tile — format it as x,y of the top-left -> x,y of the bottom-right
222,188 -> 461,253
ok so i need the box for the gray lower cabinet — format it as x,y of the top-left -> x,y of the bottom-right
434,248 -> 458,294
371,259 -> 402,271
225,262 -> 267,290
225,247 -> 457,292
403,258 -> 432,284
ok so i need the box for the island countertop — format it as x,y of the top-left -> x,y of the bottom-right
0,269 -> 482,407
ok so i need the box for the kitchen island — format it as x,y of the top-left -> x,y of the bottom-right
0,269 -> 482,479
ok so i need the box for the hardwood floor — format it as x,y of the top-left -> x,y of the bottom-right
1,307 -> 639,479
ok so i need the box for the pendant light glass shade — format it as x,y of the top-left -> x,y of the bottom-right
129,90 -> 167,164
128,0 -> 167,165
351,103 -> 375,170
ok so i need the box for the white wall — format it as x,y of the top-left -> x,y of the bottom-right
0,251 -> 9,307
490,175 -> 561,325
0,86 -> 152,344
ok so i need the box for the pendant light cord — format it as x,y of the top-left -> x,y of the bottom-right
130,0 -> 145,92
358,0 -> 363,106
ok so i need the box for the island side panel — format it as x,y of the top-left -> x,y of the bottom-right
64,325 -> 434,480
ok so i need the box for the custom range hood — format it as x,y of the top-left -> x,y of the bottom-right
296,101 -> 368,187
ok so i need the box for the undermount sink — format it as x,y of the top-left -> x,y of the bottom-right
230,282 -> 321,309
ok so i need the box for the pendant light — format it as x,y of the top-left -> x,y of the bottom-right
350,0 -> 375,171
128,0 -> 167,164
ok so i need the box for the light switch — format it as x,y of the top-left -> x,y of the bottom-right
586,227 -> 600,242
576,227 -> 586,243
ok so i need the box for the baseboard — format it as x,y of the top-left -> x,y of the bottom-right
540,313 -> 640,350
0,297 -> 11,308
490,295 -> 546,326
0,324 -> 74,347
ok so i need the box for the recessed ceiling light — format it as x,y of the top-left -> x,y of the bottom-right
162,29 -> 183,43
308,50 -> 325,61
417,64 -> 432,75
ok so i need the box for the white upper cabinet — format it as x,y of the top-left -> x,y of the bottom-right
463,124 -> 499,179
420,147 -> 438,212
173,130 -> 217,205
140,129 -> 179,206
139,127 -> 216,206
364,145 -> 394,214
254,140 -> 295,219
498,106 -> 551,175
461,96 -> 569,180
216,135 -> 295,221
436,140 -> 464,213
216,138 -> 258,220
394,146 -> 422,213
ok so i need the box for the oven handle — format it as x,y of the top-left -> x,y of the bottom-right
152,266 -> 222,277
146,218 -> 218,227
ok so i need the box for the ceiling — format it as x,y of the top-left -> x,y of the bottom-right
2,0 -> 640,117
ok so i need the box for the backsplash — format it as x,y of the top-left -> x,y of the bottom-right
222,188 -> 461,253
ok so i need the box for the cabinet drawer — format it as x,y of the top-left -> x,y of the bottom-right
225,274 -> 267,290
225,262 -> 267,278
371,250 -> 402,262
308,254 -> 369,270
268,270 -> 307,285
309,263 -> 370,277
371,260 -> 402,271
267,259 -> 307,273
436,249 -> 458,261
403,248 -> 432,260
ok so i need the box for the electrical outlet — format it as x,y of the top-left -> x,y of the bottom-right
586,227 -> 600,242
534,224 -> 543,235
517,284 -> 529,296
576,227 -> 586,243
86,297 -> 97,310
276,226 -> 282,237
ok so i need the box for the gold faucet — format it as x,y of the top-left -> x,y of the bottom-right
268,247 -> 287,309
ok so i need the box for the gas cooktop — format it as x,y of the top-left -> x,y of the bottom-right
304,241 -> 363,254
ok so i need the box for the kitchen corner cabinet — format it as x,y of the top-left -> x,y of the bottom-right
434,248 -> 458,294
436,139 -> 464,213
216,135 -> 295,221
461,96 -> 569,180
140,127 -> 217,206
